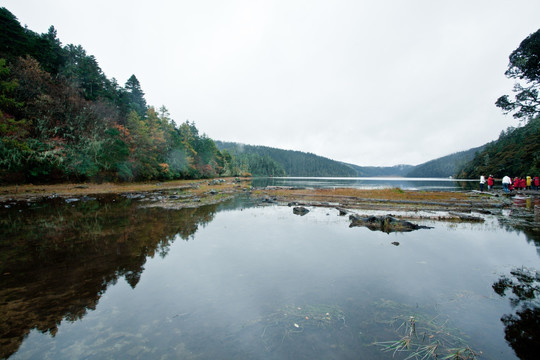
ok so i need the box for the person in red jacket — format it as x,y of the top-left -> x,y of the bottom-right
534,176 -> 539,191
520,177 -> 527,190
487,175 -> 494,190
514,177 -> 520,191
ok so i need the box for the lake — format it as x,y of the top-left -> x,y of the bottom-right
251,177 -> 478,191
1,181 -> 539,359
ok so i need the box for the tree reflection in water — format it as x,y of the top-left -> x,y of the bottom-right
492,267 -> 540,360
0,196 -> 224,359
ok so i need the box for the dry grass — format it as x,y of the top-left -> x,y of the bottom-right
254,187 -> 477,203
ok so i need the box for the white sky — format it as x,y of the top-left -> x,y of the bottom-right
3,0 -> 540,166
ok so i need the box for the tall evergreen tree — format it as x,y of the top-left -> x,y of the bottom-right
124,75 -> 147,118
0,8 -> 29,59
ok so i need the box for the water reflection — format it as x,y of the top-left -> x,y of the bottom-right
493,268 -> 540,360
1,195 -> 540,359
0,196 -> 228,359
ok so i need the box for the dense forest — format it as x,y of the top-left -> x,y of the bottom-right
456,117 -> 540,178
0,7 -> 234,183
216,141 -> 357,177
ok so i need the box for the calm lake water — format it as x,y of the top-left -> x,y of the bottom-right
251,177 -> 477,191
1,182 -> 539,359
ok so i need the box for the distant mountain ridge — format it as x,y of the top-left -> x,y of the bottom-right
405,146 -> 485,178
215,141 -> 357,177
343,163 -> 414,177
216,140 -> 484,178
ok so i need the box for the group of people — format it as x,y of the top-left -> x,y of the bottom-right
480,175 -> 540,193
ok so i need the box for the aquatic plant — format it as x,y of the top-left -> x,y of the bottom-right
373,300 -> 479,359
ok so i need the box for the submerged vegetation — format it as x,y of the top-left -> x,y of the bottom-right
372,300 -> 479,360
241,303 -> 346,352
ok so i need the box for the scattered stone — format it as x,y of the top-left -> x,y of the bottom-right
336,207 -> 348,216
391,241 -> 400,246
475,209 -> 492,215
261,196 -> 277,204
448,212 -> 485,222
288,201 -> 299,207
65,198 -> 80,203
293,206 -> 310,216
124,193 -> 146,199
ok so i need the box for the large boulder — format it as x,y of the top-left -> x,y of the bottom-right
349,214 -> 432,233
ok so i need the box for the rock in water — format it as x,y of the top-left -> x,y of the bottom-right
293,206 -> 310,216
349,214 -> 432,233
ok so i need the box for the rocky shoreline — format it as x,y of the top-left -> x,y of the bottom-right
1,180 -> 539,237
252,186 -> 540,237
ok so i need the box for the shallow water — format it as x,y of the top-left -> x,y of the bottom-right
1,194 -> 539,359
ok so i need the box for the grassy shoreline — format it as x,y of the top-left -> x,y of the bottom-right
0,178 -> 250,201
0,179 -> 502,207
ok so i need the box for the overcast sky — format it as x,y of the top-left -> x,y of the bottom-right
3,0 -> 540,166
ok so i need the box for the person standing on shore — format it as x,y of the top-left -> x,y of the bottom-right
487,175 -> 494,190
526,176 -> 532,190
514,176 -> 520,191
520,177 -> 527,190
480,175 -> 486,192
502,175 -> 511,193
534,176 -> 539,191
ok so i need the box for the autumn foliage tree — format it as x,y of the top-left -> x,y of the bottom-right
0,7 -> 229,183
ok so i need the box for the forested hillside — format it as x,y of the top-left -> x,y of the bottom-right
344,163 -> 413,177
215,141 -> 357,177
456,117 -> 540,178
406,146 -> 485,178
0,8 -> 230,183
